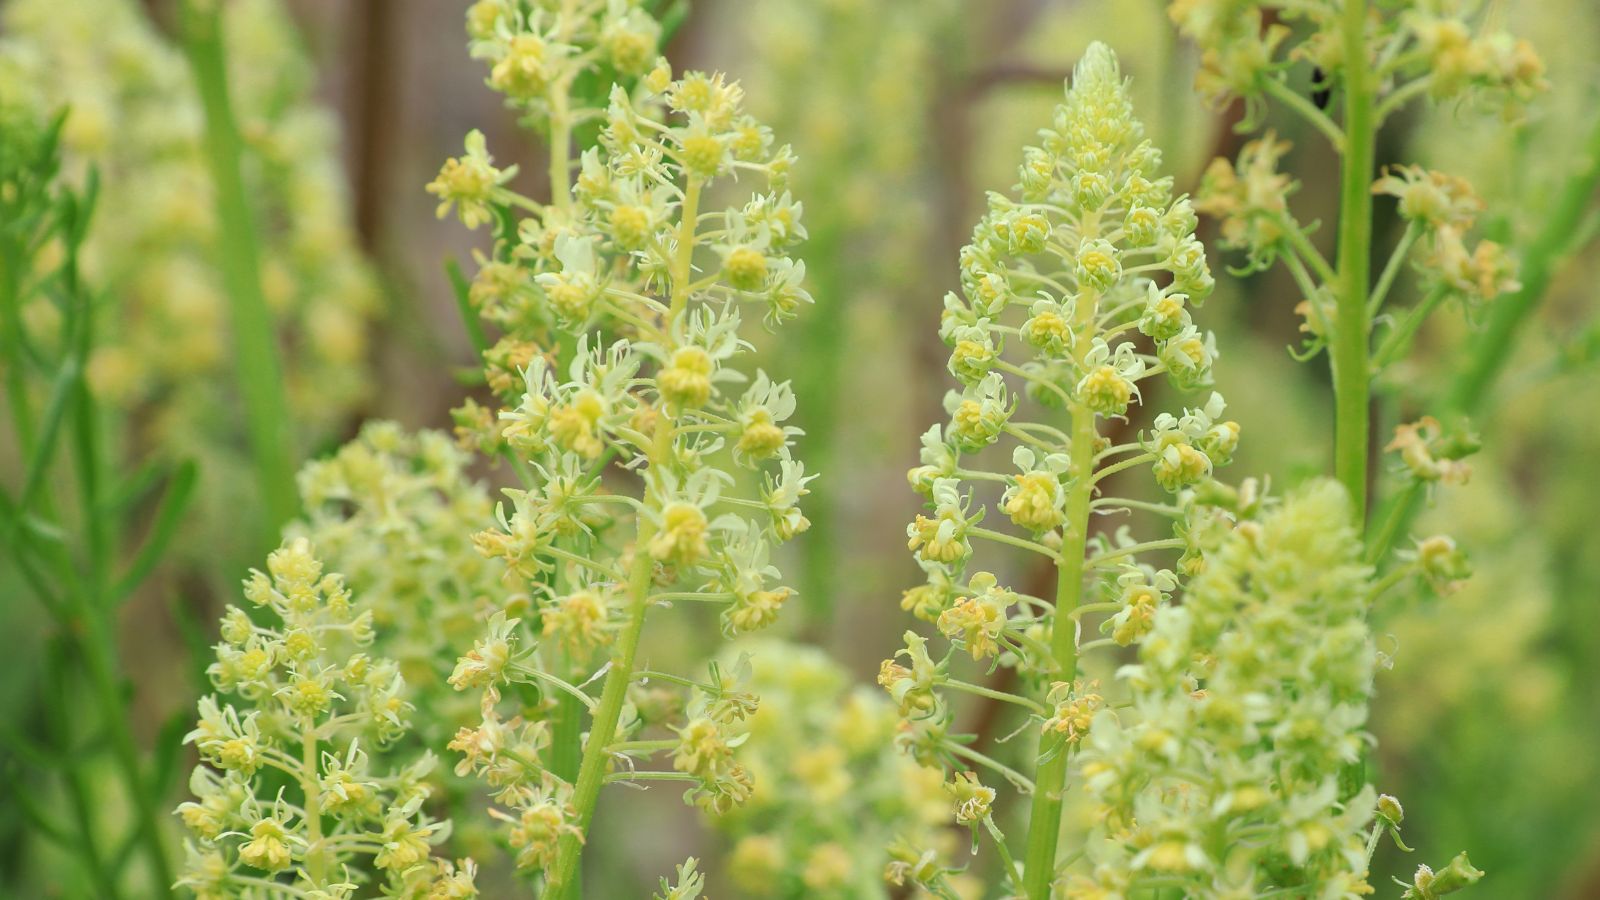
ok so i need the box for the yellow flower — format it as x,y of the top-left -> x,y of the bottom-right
1003,471 -> 1065,532
723,246 -> 768,290
658,346 -> 714,408
239,817 -> 293,873
649,502 -> 710,564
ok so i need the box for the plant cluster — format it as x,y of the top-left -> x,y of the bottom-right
1075,480 -> 1379,896
882,43 -> 1244,898
415,0 -> 820,893
290,423 -> 508,745
177,539 -> 477,898
4,0 -> 1596,898
1,97 -> 195,900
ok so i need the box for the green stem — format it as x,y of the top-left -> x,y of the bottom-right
546,160 -> 701,896
181,0 -> 297,538
947,741 -> 1037,795
549,94 -> 573,209
543,522 -> 654,897
301,718 -> 326,884
1370,283 -> 1447,372
1367,221 -> 1418,317
80,612 -> 176,897
46,667 -> 123,900
1020,285 -> 1100,899
1333,0 -> 1376,527
1263,76 -> 1346,150
69,230 -> 173,897
985,815 -> 1027,893
942,678 -> 1047,715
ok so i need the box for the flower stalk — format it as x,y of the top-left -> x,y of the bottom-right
1020,260 -> 1101,900
1332,0 -> 1376,527
179,0 -> 297,536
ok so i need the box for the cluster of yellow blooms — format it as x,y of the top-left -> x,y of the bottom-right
424,0 -> 820,893
1073,482 -> 1381,897
291,423 -> 509,747
884,43 -> 1242,897
178,539 -> 477,897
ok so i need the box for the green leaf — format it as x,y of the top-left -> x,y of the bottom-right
445,256 -> 489,355
4,355 -> 79,546
111,460 -> 198,603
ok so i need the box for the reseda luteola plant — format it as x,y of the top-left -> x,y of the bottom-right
426,1 -> 815,893
452,64 -> 812,893
1172,0 -> 1542,551
177,538 -> 478,897
1163,0 -> 1547,890
432,7 -> 679,873
882,44 -> 1236,899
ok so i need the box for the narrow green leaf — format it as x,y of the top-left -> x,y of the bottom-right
445,256 -> 489,355
5,355 -> 78,543
112,460 -> 199,603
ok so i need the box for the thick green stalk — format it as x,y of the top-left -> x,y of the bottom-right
301,719 -> 327,884
543,71 -> 583,898
542,532 -> 654,897
1020,280 -> 1101,899
1332,0 -> 1376,527
181,1 -> 297,537
546,174 -> 701,897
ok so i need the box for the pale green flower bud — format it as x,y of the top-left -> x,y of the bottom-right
1075,238 -> 1122,292
1403,852 -> 1485,899
1022,298 -> 1074,356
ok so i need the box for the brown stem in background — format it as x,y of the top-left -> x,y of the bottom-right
348,0 -> 399,254
969,63 -> 1074,92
